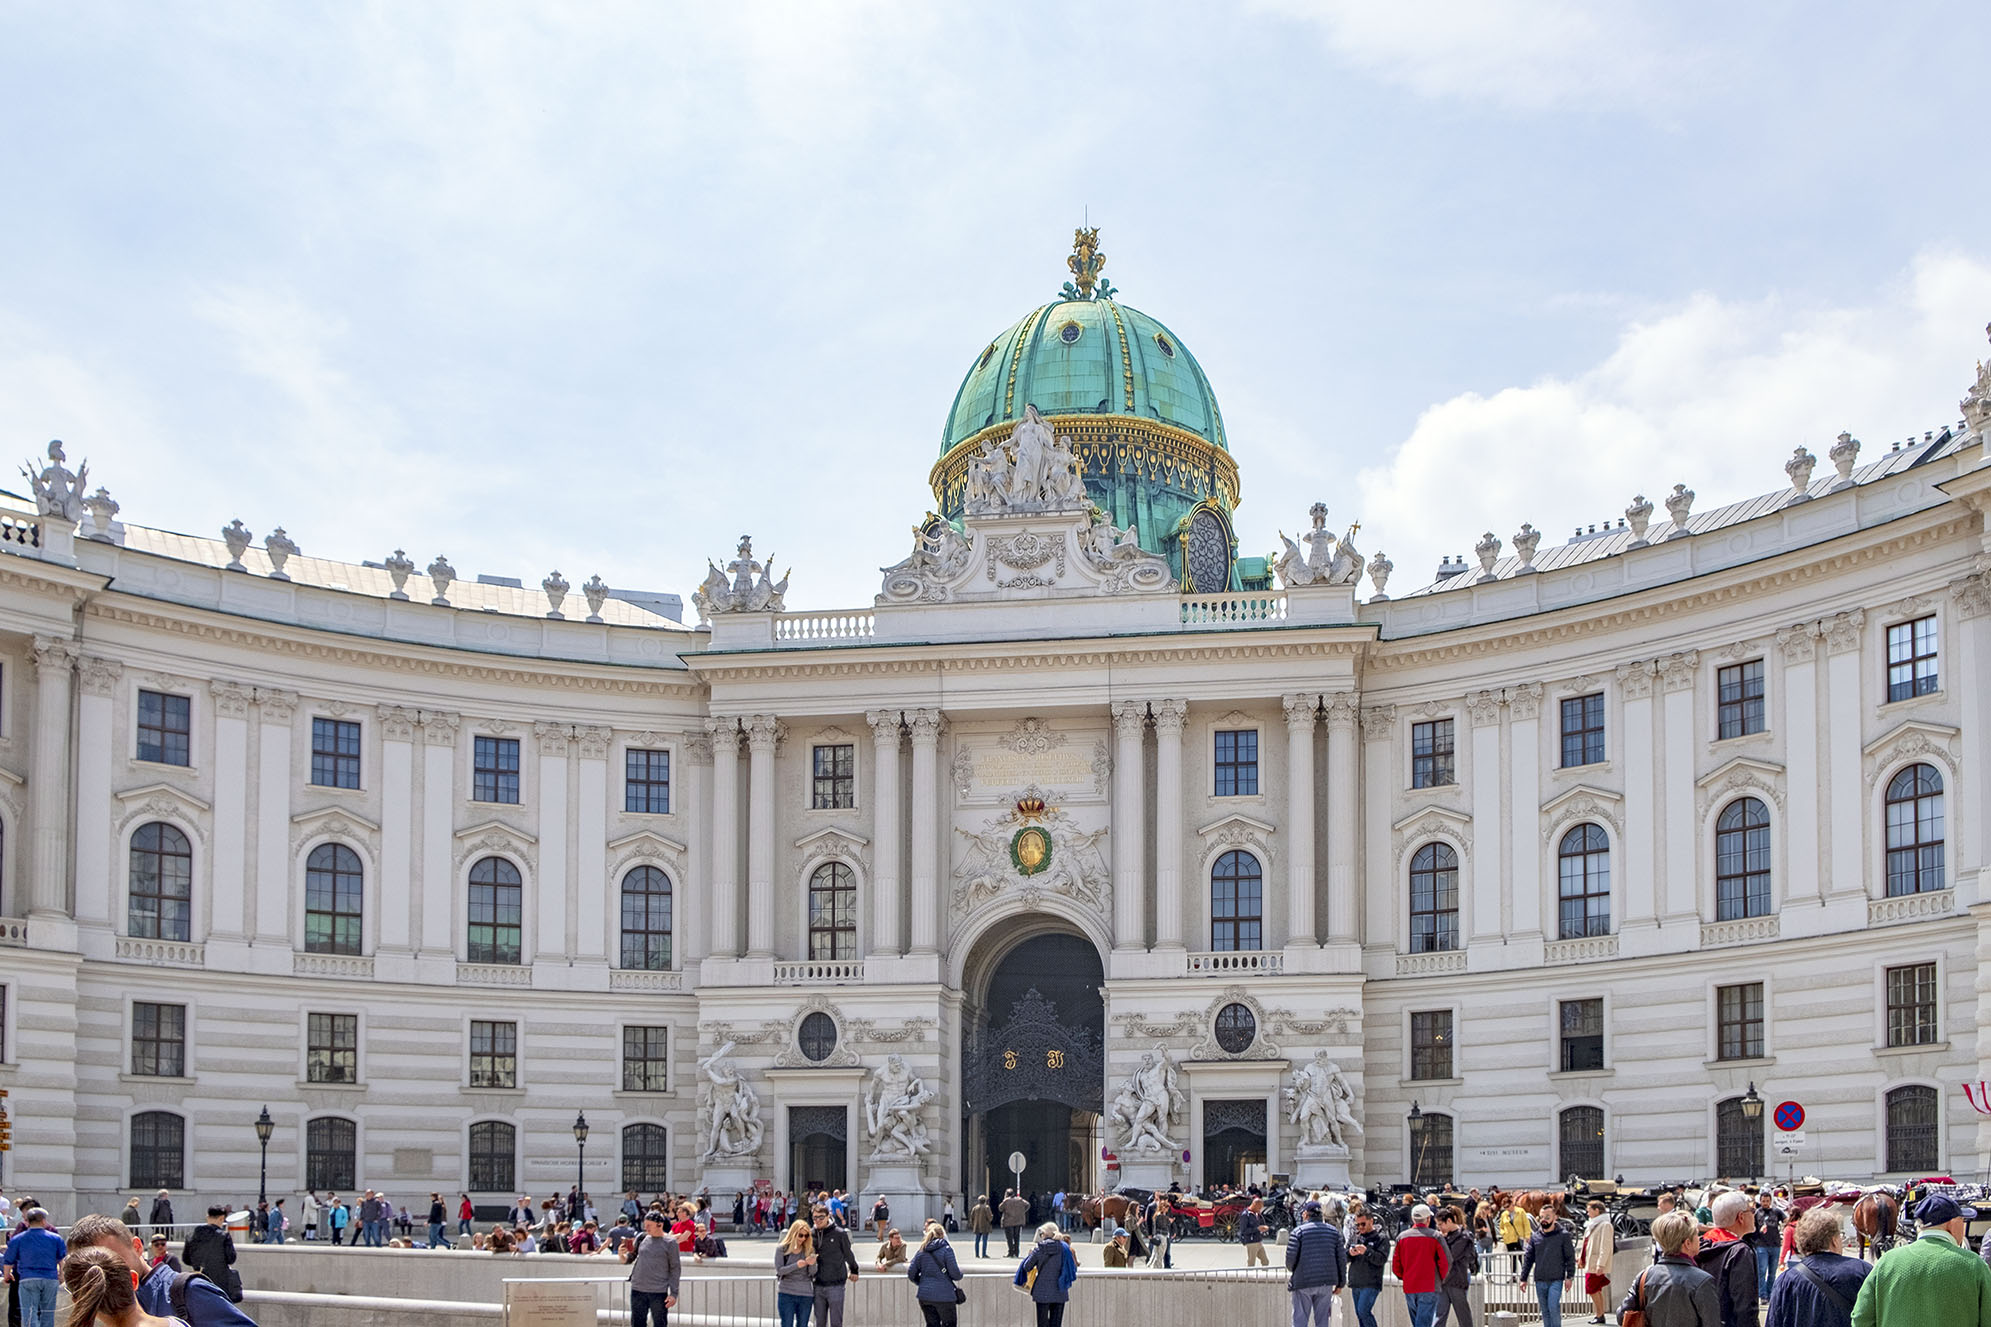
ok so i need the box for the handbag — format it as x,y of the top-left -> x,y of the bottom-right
1620,1267 -> 1649,1327
954,1285 -> 968,1304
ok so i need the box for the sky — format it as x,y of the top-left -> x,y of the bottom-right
3,1 -> 1990,612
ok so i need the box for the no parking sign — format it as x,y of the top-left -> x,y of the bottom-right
1774,1101 -> 1805,1132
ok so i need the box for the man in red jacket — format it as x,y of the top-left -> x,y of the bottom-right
1391,1204 -> 1452,1327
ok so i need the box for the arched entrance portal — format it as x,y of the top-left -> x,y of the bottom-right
961,930 -> 1105,1201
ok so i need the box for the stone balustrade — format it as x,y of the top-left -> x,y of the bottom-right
774,610 -> 875,642
1186,950 -> 1285,975
1178,591 -> 1287,626
0,513 -> 41,552
293,952 -> 375,979
0,917 -> 26,947
1544,934 -> 1620,965
1699,915 -> 1781,948
455,961 -> 532,987
773,959 -> 865,985
115,936 -> 205,967
1395,950 -> 1467,977
609,968 -> 684,992
1868,889 -> 1956,926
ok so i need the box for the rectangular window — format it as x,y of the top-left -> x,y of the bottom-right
624,748 -> 671,814
1411,719 -> 1455,789
621,1026 -> 671,1093
310,717 -> 363,788
1409,1010 -> 1453,1081
137,690 -> 192,766
1214,729 -> 1259,797
811,743 -> 855,810
1886,616 -> 1939,702
469,1019 -> 517,1089
1559,998 -> 1605,1072
1885,962 -> 1938,1048
472,736 -> 520,804
306,1012 -> 359,1084
1716,982 -> 1765,1061
1559,693 -> 1605,768
1716,660 -> 1766,740
132,1002 -> 187,1077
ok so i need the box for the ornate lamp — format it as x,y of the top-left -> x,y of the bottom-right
254,1106 -> 275,1206
573,1112 -> 590,1212
1739,1083 -> 1764,1186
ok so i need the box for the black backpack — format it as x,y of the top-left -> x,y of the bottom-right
168,1268 -> 246,1314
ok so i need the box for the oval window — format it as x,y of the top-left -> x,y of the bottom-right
798,1012 -> 838,1063
1153,332 -> 1176,359
977,343 -> 997,371
1059,320 -> 1083,345
1214,1002 -> 1257,1054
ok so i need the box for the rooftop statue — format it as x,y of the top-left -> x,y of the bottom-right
1276,502 -> 1363,588
879,516 -> 974,604
693,535 -> 788,619
1059,225 -> 1116,302
21,440 -> 87,523
963,405 -> 1088,517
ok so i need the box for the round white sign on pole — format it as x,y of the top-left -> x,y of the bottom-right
1009,1150 -> 1027,1177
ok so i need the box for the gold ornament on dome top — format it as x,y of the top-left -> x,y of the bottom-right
1064,227 -> 1106,301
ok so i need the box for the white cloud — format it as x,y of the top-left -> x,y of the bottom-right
1352,250 -> 1991,591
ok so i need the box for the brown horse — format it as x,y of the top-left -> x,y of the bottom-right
1080,1194 -> 1141,1231
1852,1192 -> 1898,1260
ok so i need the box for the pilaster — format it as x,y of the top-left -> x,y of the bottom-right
907,708 -> 942,955
1616,661 -> 1662,955
1659,651 -> 1699,923
377,705 -> 417,954
1505,682 -> 1544,955
72,656 -> 120,930
868,709 -> 904,957
1777,624 -> 1824,912
535,722 -> 572,962
1464,689 -> 1504,952
575,725 -> 610,963
1152,699 -> 1187,952
1822,612 -> 1866,901
708,717 -> 741,959
417,710 -> 459,959
208,680 -> 251,942
252,687 -> 297,954
746,714 -> 781,958
1111,700 -> 1146,952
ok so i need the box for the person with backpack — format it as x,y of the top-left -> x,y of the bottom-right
64,1214 -> 259,1327
1286,1200 -> 1348,1327
907,1219 -> 964,1327
810,1203 -> 860,1327
1694,1191 -> 1762,1327
1435,1206 -> 1480,1327
1014,1223 -> 1076,1327
182,1208 -> 240,1304
621,1211 -> 680,1327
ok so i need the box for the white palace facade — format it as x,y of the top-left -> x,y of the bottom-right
2,242 -> 1990,1217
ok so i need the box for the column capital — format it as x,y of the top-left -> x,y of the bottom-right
1657,650 -> 1701,692
866,709 -> 904,742
29,634 -> 78,676
1111,700 -> 1146,739
575,725 -> 611,760
1152,698 -> 1188,736
1464,688 -> 1504,726
254,687 -> 300,720
704,714 -> 742,753
685,729 -> 715,763
209,679 -> 253,719
1359,704 -> 1396,742
907,708 -> 943,744
746,713 -> 784,753
419,710 -> 460,746
78,655 -> 123,697
534,721 -> 572,756
1323,691 -> 1359,729
1822,609 -> 1865,654
1282,693 -> 1319,730
1614,659 -> 1658,699
1953,570 -> 1991,620
1503,682 -> 1543,721
1776,621 -> 1822,661
377,704 -> 419,741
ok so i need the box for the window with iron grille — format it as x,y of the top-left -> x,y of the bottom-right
622,1123 -> 669,1192
1715,798 -> 1772,920
304,843 -> 364,955
1885,616 -> 1938,702
1885,963 -> 1938,1048
807,862 -> 856,961
1214,729 -> 1259,797
132,1002 -> 186,1077
1409,1112 -> 1453,1188
469,1019 -> 517,1089
310,717 -> 362,789
1213,1003 -> 1258,1055
307,1013 -> 358,1084
624,748 -> 671,814
1408,842 -> 1459,953
472,736 -> 520,804
1884,764 -> 1946,896
1559,1106 -> 1605,1182
622,1026 -> 671,1092
811,744 -> 855,810
1210,850 -> 1263,952
1715,1097 -> 1762,1180
1885,1085 -> 1938,1173
130,1111 -> 185,1189
1559,693 -> 1605,767
469,1120 -> 515,1192
1410,1010 -> 1453,1081
1559,998 -> 1605,1072
798,1012 -> 839,1063
1716,661 -> 1766,740
306,1116 -> 357,1191
129,822 -> 193,942
1411,720 -> 1455,788
1717,983 -> 1764,1061
467,857 -> 523,964
619,866 -> 673,970
1556,825 -> 1611,940
137,690 -> 191,766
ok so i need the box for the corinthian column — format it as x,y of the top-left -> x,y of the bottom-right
1111,701 -> 1146,951
1152,699 -> 1186,951
1323,691 -> 1358,948
907,709 -> 941,954
708,717 -> 741,958
867,710 -> 904,956
1284,693 -> 1319,951
745,714 -> 780,958
28,636 -> 78,917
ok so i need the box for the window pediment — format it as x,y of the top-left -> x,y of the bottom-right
1391,806 -> 1472,865
1696,756 -> 1785,818
1539,785 -> 1624,842
453,821 -> 537,871
1862,720 -> 1960,786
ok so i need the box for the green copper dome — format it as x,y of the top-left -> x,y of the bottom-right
939,298 -> 1228,457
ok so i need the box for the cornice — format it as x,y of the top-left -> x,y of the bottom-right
686,634 -> 1371,684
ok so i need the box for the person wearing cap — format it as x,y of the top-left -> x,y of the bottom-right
1102,1228 -> 1132,1268
1285,1200 -> 1346,1327
1349,1209 -> 1392,1327
147,1233 -> 184,1274
1391,1203 -> 1451,1327
1850,1192 -> 1991,1325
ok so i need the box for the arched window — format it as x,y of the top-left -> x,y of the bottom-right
307,1116 -> 357,1191
1408,1111 -> 1453,1188
1714,798 -> 1772,920
304,843 -> 364,955
469,1120 -> 516,1193
130,1111 -> 185,1189
1210,850 -> 1263,952
1885,1085 -> 1938,1173
1409,843 -> 1459,953
467,857 -> 523,965
129,822 -> 193,942
622,1123 -> 670,1192
808,862 -> 856,961
1556,824 -> 1611,940
1559,1106 -> 1605,1182
1884,764 -> 1946,896
1715,1096 -> 1762,1180
619,866 -> 673,970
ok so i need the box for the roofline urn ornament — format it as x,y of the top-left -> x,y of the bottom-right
222,519 -> 252,572
1512,523 -> 1541,574
264,527 -> 298,581
1367,550 -> 1392,601
542,570 -> 570,619
1625,494 -> 1653,548
1663,484 -> 1694,538
383,549 -> 415,600
81,487 -> 120,543
582,574 -> 609,623
1474,531 -> 1502,582
1828,431 -> 1860,490
427,554 -> 456,607
1784,447 -> 1816,505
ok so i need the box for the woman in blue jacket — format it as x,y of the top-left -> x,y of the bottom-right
1015,1223 -> 1078,1327
908,1219 -> 965,1327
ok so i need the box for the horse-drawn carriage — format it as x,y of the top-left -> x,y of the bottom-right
1077,1186 -> 1291,1241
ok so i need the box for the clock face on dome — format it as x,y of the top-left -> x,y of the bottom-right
1185,508 -> 1230,592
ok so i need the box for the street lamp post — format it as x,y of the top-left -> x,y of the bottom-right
1407,1101 -> 1424,1190
254,1106 -> 275,1207
1739,1082 -> 1764,1188
573,1112 -> 590,1214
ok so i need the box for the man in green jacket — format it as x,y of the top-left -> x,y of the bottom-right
1852,1194 -> 1991,1326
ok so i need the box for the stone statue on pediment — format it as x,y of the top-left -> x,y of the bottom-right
694,535 -> 789,618
22,440 -> 86,523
